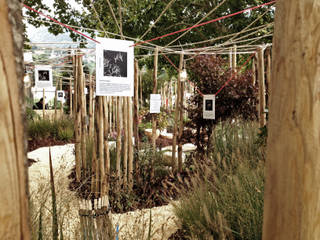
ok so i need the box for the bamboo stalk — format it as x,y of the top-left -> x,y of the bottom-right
54,80 -> 58,120
75,55 -> 82,181
89,75 -> 94,138
178,81 -> 184,172
98,97 -> 105,196
152,47 -> 159,152
69,77 -> 73,116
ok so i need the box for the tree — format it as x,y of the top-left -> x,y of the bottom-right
0,0 -> 30,238
262,1 -> 320,239
187,55 -> 257,153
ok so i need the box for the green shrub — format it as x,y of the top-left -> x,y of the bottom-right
174,121 -> 265,240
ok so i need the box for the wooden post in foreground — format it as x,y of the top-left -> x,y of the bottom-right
262,1 -> 320,239
172,53 -> 184,172
0,1 -> 30,237
178,57 -> 185,172
257,47 -> 266,127
127,97 -> 133,190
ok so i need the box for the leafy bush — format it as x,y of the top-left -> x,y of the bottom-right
187,55 -> 258,153
174,121 -> 265,240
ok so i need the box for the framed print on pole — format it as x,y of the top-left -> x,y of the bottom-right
35,65 -> 53,88
96,37 -> 134,97
203,95 -> 215,119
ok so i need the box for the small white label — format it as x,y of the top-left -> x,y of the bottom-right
150,94 -> 161,113
203,95 -> 215,119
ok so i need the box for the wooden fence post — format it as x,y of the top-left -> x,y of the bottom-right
152,47 -> 159,153
128,97 -> 133,190
122,97 -> 128,187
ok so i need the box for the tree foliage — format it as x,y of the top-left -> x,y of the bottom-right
186,55 -> 258,152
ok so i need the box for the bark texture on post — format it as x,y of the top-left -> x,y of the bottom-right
127,97 -> 134,190
262,1 -> 320,239
0,0 -> 30,238
122,97 -> 128,187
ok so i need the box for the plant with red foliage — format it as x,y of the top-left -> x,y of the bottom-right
186,55 -> 258,153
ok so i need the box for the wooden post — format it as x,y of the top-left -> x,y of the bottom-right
89,75 -> 94,138
42,88 -> 45,119
79,59 -> 87,177
172,53 -> 184,171
122,97 -> 128,187
263,1 -> 320,239
69,77 -> 73,116
54,80 -> 58,120
103,96 -> 110,196
266,47 -> 272,99
98,96 -> 105,194
127,97 -> 133,190
139,67 -> 143,107
75,55 -> 82,181
152,47 -> 159,153
229,47 -> 233,69
232,45 -> 237,72
0,1 -> 30,236
116,97 -> 122,184
257,47 -> 266,127
59,78 -> 63,116
252,56 -> 257,85
73,54 -> 78,116
178,80 -> 184,172
134,60 -> 140,152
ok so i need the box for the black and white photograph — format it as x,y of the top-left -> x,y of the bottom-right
38,70 -> 50,81
103,50 -> 127,77
205,99 -> 213,111
58,92 -> 64,98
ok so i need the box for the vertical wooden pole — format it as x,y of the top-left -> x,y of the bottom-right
79,59 -> 87,177
152,47 -> 159,153
113,97 -> 116,132
263,1 -> 320,239
139,68 -> 143,108
103,96 -> 110,197
134,60 -> 140,150
116,97 -> 122,184
94,100 -> 100,197
60,78 -> 63,116
232,45 -> 237,72
69,77 -> 73,116
54,80 -> 58,120
75,55 -> 82,181
73,54 -> 78,117
266,47 -> 272,99
252,56 -> 257,85
128,97 -> 133,190
178,80 -> 184,172
122,97 -> 128,188
257,47 -> 266,127
172,53 -> 184,171
98,96 -> 105,195
42,88 -> 45,119
89,75 -> 94,138
0,1 -> 30,235
229,47 -> 233,69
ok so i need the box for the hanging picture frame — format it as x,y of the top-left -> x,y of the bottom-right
203,95 -> 215,119
35,65 -> 53,88
150,94 -> 161,113
95,37 -> 134,96
57,90 -> 65,101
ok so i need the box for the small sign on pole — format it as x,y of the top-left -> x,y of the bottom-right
35,65 -> 53,88
95,38 -> 134,96
57,90 -> 65,101
203,95 -> 215,119
150,94 -> 161,113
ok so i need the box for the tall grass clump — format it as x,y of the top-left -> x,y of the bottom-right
27,117 -> 74,142
174,121 -> 265,240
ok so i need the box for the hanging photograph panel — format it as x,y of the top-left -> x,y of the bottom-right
35,65 -> 53,88
96,38 -> 134,96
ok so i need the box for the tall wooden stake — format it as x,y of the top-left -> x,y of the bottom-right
128,97 -> 134,190
232,45 -> 237,72
116,97 -> 122,184
122,97 -> 128,187
42,88 -> 45,119
133,60 -> 140,180
266,47 -> 272,99
75,55 -> 82,181
152,47 -> 159,153
98,96 -> 105,194
178,80 -> 184,172
257,47 -> 266,127
172,53 -> 184,171
89,75 -> 94,138
69,77 -> 73,116
262,1 -> 320,239
103,96 -> 110,197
